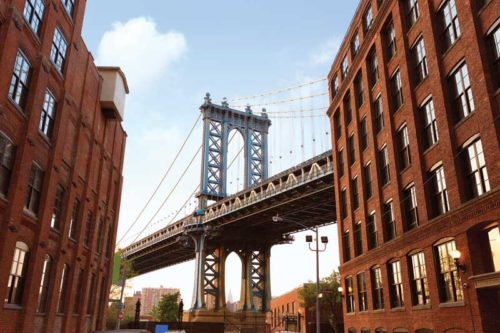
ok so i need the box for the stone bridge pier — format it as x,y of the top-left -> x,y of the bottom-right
184,224 -> 272,332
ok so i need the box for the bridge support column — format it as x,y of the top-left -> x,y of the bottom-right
203,246 -> 227,310
239,250 -> 253,311
238,246 -> 272,313
190,231 -> 207,310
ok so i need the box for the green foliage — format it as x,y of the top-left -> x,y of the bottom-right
298,270 -> 343,332
150,292 -> 181,322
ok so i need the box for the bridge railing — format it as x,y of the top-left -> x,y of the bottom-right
124,151 -> 333,257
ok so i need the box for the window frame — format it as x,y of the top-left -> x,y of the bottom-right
413,37 -> 428,84
403,184 -> 418,230
371,266 -> 384,309
388,260 -> 405,308
50,27 -> 68,74
449,62 -> 474,120
357,272 -> 368,312
36,255 -> 52,313
0,133 -> 16,198
397,124 -> 411,171
421,98 -> 439,149
378,145 -> 390,186
24,163 -> 44,216
409,251 -> 430,306
23,0 -> 45,37
8,50 -> 31,110
439,0 -> 461,51
464,138 -> 490,198
391,69 -> 403,111
39,90 -> 57,139
435,239 -> 463,303
5,242 -> 30,305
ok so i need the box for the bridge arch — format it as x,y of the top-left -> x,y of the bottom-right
224,251 -> 243,312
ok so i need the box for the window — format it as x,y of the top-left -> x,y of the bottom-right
68,199 -> 80,240
334,111 -> 342,140
397,125 -> 411,170
354,221 -> 363,256
357,272 -> 368,311
346,277 -> 355,313
367,213 -> 378,250
348,135 -> 356,166
372,266 -> 384,309
421,98 -> 439,149
87,273 -> 97,314
374,96 -> 384,134
25,163 -> 44,215
50,28 -> 68,73
340,188 -> 348,220
39,90 -> 57,138
23,0 -> 45,36
385,20 -> 396,59
487,25 -> 500,88
352,31 -> 360,56
96,218 -> 105,254
8,51 -> 31,109
343,230 -> 351,262
364,4 -> 373,32
413,37 -> 428,84
344,93 -> 352,125
354,72 -> 364,109
37,255 -> 52,313
363,163 -> 373,199
332,75 -> 339,97
383,201 -> 396,241
449,63 -> 474,120
5,242 -> 29,305
378,146 -> 390,186
391,69 -> 403,111
464,138 -> 490,198
410,252 -> 429,305
56,264 -> 69,313
62,0 -> 75,18
403,185 -> 418,230
368,48 -> 379,88
435,240 -> 463,302
0,134 -> 16,197
389,261 -> 404,308
338,148 -> 345,178
84,211 -> 93,246
429,165 -> 450,217
341,54 -> 349,79
73,269 -> 84,314
439,0 -> 461,51
50,185 -> 65,230
360,117 -> 368,151
406,0 -> 420,28
352,178 -> 359,211
488,227 -> 500,272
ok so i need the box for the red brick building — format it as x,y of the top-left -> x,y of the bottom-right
327,0 -> 499,332
267,285 -> 337,333
0,0 -> 128,332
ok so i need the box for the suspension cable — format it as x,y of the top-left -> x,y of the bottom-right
129,144 -> 203,244
229,78 -> 326,102
116,114 -> 201,245
231,92 -> 328,109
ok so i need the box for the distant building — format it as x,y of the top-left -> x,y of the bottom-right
267,285 -> 338,333
141,286 -> 180,315
225,290 -> 240,312
123,291 -> 142,320
0,0 -> 128,332
327,0 -> 500,332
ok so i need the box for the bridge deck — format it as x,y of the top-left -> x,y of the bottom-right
124,151 -> 336,274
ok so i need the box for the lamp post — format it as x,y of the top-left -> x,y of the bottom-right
272,213 -> 328,333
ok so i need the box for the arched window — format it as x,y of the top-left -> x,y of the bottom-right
36,255 -> 52,313
348,328 -> 356,333
375,328 -> 387,333
56,264 -> 69,313
416,329 -> 433,333
6,242 -> 30,305
393,328 -> 408,333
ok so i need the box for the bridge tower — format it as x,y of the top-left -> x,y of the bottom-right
185,94 -> 272,332
199,93 -> 271,202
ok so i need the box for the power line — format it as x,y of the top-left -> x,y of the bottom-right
116,114 -> 202,246
229,78 -> 327,102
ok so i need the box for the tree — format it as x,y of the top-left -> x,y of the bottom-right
298,270 -> 343,333
150,292 -> 181,322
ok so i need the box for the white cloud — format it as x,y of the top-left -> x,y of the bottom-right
96,16 -> 187,91
310,37 -> 340,66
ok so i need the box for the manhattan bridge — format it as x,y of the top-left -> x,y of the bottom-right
119,81 -> 336,332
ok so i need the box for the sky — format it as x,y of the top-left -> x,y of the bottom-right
81,0 -> 359,306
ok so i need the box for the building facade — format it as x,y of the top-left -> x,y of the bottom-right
0,0 -> 128,332
141,286 -> 180,316
327,0 -> 499,332
267,285 -> 337,333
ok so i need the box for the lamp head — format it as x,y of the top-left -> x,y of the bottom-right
305,235 -> 313,243
321,236 -> 329,244
337,286 -> 343,293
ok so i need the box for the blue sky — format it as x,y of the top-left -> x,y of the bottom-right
81,0 -> 358,305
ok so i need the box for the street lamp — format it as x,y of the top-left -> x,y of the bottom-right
272,213 -> 328,333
